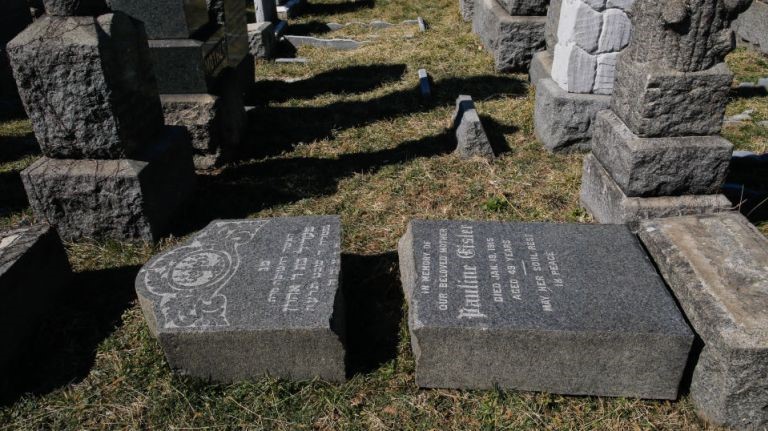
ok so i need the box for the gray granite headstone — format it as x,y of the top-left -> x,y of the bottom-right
135,216 -> 346,382
398,220 -> 693,398
110,0 -> 211,39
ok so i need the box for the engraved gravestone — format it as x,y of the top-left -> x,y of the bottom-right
398,220 -> 693,399
135,216 -> 346,382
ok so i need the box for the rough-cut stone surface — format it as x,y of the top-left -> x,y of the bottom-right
110,0 -> 210,39
473,0 -> 546,72
135,216 -> 346,382
0,225 -> 71,382
42,0 -> 109,16
254,0 -> 278,23
534,78 -> 610,151
596,8 -> 631,53
7,14 -> 164,159
148,33 -> 228,94
21,127 -> 196,242
460,0 -> 475,22
625,0 -> 751,72
591,110 -> 733,197
638,213 -> 768,430
452,95 -> 494,160
247,22 -> 276,59
592,52 -> 618,94
398,219 -> 693,397
545,0 -> 562,52
552,42 -> 597,93
733,0 -> 768,54
496,0 -> 549,16
611,59 -> 733,138
580,154 -> 732,228
528,50 -> 553,86
557,0 -> 603,54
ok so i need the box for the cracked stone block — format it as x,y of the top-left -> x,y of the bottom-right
638,213 -> 768,430
473,0 -> 546,72
534,77 -> 610,151
557,0 -> 603,53
591,110 -> 733,197
247,22 -> 276,59
21,126 -> 196,242
496,0 -> 549,16
110,0 -> 211,39
7,14 -> 164,159
452,95 -> 494,160
596,8 -> 631,53
579,154 -> 732,229
552,42 -> 596,93
135,216 -> 346,382
611,59 -> 733,138
398,219 -> 693,397
42,0 -> 109,16
0,224 -> 71,387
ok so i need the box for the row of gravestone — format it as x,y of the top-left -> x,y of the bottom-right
3,213 -> 765,429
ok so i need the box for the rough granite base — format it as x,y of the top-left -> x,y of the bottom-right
580,154 -> 732,230
21,126 -> 196,242
472,0 -> 546,72
534,78 -> 610,152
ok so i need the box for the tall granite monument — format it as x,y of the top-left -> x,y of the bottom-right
110,0 -> 248,170
398,220 -> 693,398
580,0 -> 751,228
7,6 -> 196,242
135,217 -> 346,382
532,0 -> 634,151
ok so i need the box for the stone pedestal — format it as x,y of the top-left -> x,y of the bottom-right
472,0 -> 546,72
0,225 -> 71,387
452,95 -> 494,160
135,217 -> 346,383
639,213 -> 768,430
398,220 -> 693,398
21,127 -> 196,242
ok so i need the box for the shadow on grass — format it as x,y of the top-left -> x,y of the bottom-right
302,0 -> 375,17
341,252 -> 404,376
243,74 -> 527,158
0,170 -> 29,218
0,135 -> 38,164
0,265 -> 140,406
284,20 -> 334,36
480,114 -> 517,156
246,64 -> 408,105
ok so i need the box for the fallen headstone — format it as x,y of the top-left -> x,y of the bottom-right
639,213 -> 768,429
398,220 -> 693,398
284,35 -> 364,50
452,95 -> 494,160
136,216 -> 346,382
275,57 -> 309,63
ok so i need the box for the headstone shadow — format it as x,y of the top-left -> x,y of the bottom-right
341,252 -> 404,376
0,135 -> 38,164
302,0 -> 375,16
283,20 -> 334,36
479,114 -> 518,156
0,170 -> 29,218
0,265 -> 140,406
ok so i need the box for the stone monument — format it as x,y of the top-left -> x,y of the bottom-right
110,0 -> 248,170
0,224 -> 71,390
8,10 -> 196,242
248,0 -> 283,59
733,0 -> 768,54
639,213 -> 768,430
135,216 -> 346,382
398,219 -> 693,398
0,0 -> 32,110
472,0 -> 548,72
580,0 -> 751,228
532,0 -> 634,151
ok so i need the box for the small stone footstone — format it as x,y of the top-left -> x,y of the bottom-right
398,220 -> 693,397
534,77 -> 610,151
0,225 -> 71,384
418,69 -> 432,99
417,17 -> 427,32
247,22 -> 277,59
21,127 -> 196,242
135,216 -> 346,382
638,213 -> 768,429
452,95 -> 494,160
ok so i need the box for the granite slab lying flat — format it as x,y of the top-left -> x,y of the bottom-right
638,213 -> 768,430
398,220 -> 693,399
136,216 -> 345,382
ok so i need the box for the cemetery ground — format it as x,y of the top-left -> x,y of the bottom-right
0,0 -> 767,429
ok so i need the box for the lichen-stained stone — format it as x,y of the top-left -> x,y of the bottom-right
579,154 -> 732,229
42,0 -> 109,16
6,14 -> 164,159
591,110 -> 733,197
473,0 -> 546,72
611,59 -> 733,138
557,0 -> 603,54
496,0 -> 549,16
135,216 -> 346,383
398,219 -> 693,398
596,8 -> 631,53
638,213 -> 768,430
21,127 -> 196,242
